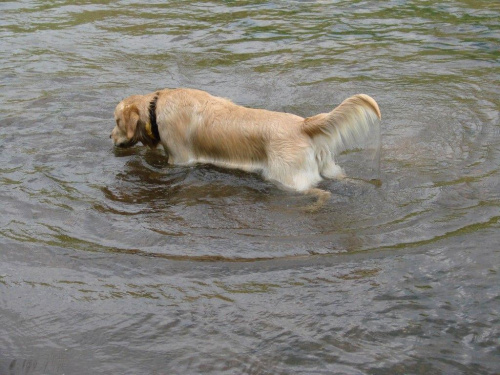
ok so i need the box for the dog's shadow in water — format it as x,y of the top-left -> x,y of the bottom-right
105,148 -> 274,209
106,147 -> 379,212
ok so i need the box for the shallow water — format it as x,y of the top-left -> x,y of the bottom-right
1,1 -> 499,374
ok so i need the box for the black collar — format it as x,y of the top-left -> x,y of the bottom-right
148,94 -> 161,142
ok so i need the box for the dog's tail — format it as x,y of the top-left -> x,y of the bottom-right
302,94 -> 381,154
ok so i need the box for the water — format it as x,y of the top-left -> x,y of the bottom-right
1,1 -> 499,374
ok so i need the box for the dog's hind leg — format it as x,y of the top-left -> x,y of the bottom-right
304,188 -> 331,212
320,160 -> 345,180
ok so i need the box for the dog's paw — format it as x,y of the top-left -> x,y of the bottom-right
304,188 -> 331,212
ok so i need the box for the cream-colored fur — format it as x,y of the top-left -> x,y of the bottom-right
111,88 -> 381,204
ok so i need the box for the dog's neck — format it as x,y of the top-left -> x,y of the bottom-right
145,94 -> 160,141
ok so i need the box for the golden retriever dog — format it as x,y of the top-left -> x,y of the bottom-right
111,88 -> 381,207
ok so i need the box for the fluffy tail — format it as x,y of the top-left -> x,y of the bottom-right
302,94 -> 381,154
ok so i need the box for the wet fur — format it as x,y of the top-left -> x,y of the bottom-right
111,88 -> 381,205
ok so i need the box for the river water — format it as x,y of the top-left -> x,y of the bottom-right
1,1 -> 499,374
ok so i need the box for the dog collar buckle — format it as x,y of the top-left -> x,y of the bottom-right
145,121 -> 155,140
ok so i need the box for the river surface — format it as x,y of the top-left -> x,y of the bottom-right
1,1 -> 499,374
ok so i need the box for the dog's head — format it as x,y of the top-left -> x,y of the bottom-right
111,96 -> 142,148
111,95 -> 160,148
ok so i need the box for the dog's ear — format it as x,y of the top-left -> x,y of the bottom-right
123,105 -> 140,140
